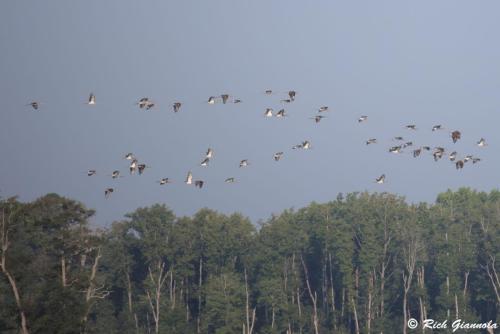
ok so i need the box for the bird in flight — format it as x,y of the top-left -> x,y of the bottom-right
389,146 -> 402,154
185,171 -> 193,185
87,170 -> 97,176
239,159 -> 249,168
158,178 -> 172,185
451,130 -> 461,143
200,157 -> 210,167
288,91 -> 296,101
129,159 -> 138,174
206,148 -> 214,159
477,138 -> 486,147
207,96 -> 217,104
448,151 -> 457,161
111,170 -> 121,179
456,160 -> 464,170
405,125 -> 417,130
221,94 -> 230,104
137,98 -> 151,109
375,174 -> 386,184
276,109 -> 287,118
124,153 -> 135,160
87,93 -> 96,105
173,102 -> 182,113
137,164 -> 149,175
432,125 -> 443,131
433,147 -> 445,161
293,141 -> 311,150
105,188 -> 114,198
311,115 -> 326,123
413,148 -> 422,158
265,90 -> 273,95
318,106 -> 329,112
194,180 -> 204,189
264,108 -> 273,117
27,101 -> 40,110
358,116 -> 368,123
366,138 -> 377,145
225,177 -> 235,183
273,152 -> 283,161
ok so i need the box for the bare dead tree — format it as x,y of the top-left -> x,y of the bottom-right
300,254 -> 319,334
146,261 -> 169,334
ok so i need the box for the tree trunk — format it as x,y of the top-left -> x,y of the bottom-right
145,261 -> 168,334
300,254 -> 319,334
197,257 -> 203,334
244,268 -> 256,334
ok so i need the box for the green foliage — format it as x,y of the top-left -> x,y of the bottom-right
1,188 -> 500,333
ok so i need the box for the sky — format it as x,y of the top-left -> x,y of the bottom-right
1,1 -> 500,226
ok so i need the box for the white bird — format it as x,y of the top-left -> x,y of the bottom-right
129,159 -> 138,174
375,174 -> 386,184
207,96 -> 216,104
87,170 -> 96,176
87,93 -> 96,105
358,115 -> 368,123
206,148 -> 214,159
389,146 -> 402,154
264,108 -> 273,117
293,141 -> 311,150
185,171 -> 193,185
477,138 -> 487,147
239,159 -> 249,168
200,157 -> 210,166
273,152 -> 283,161
124,153 -> 135,160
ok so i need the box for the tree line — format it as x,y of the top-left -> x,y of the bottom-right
1,188 -> 499,333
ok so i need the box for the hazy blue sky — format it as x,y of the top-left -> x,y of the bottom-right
1,1 -> 500,226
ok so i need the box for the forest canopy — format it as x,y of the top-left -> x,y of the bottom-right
1,188 -> 499,334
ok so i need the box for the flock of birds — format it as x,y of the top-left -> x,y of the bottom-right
24,90 -> 487,198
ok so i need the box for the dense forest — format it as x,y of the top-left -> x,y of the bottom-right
1,188 -> 499,334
